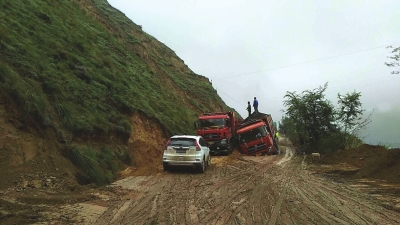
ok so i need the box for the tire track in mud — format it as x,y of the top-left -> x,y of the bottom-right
265,148 -> 299,225
278,155 -> 400,225
171,159 -> 265,224
55,141 -> 400,225
184,178 -> 200,224
282,154 -> 356,224
93,177 -> 153,224
296,172 -> 371,225
230,146 -> 295,225
194,162 -> 261,223
159,174 -> 190,225
198,167 -> 257,223
268,170 -> 292,225
296,171 -> 400,224
200,156 -> 281,224
291,183 -> 351,224
271,146 -> 353,225
158,174 -> 204,224
94,175 -> 169,224
245,171 -> 274,225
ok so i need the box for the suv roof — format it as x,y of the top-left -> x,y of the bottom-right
170,135 -> 199,139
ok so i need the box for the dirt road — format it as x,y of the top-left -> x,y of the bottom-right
34,138 -> 396,225
2,138 -> 400,224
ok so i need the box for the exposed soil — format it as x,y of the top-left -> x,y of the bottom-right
316,144 -> 400,183
1,136 -> 400,224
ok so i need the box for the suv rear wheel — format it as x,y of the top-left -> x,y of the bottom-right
207,155 -> 211,166
163,164 -> 168,171
198,158 -> 205,173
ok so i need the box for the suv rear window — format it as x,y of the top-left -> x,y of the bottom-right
168,138 -> 196,147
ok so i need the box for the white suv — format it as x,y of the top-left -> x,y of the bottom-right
163,135 -> 211,173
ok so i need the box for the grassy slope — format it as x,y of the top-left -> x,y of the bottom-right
0,0 -> 239,185
0,0 -> 236,138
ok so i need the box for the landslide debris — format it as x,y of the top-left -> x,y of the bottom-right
316,144 -> 400,183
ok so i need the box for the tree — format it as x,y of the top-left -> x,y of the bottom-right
385,46 -> 400,74
337,91 -> 371,148
283,83 -> 336,152
283,83 -> 371,153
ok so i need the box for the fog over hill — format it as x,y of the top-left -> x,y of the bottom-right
108,0 -> 400,147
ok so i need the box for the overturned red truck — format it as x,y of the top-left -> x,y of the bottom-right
194,112 -> 238,155
236,113 -> 279,155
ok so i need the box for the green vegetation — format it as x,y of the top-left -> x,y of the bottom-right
66,145 -> 120,185
280,83 -> 368,153
0,0 -> 230,136
0,0 -> 233,185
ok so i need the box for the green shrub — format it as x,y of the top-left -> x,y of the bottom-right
67,146 -> 118,185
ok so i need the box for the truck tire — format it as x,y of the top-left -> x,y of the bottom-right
226,142 -> 233,155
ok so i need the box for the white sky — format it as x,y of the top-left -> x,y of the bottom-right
108,0 -> 400,147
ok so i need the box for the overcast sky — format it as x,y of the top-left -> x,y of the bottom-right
108,0 -> 400,147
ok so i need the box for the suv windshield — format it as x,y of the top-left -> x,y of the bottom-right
199,118 -> 225,129
238,126 -> 267,143
168,138 -> 196,147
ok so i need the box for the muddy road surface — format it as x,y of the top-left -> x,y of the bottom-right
4,138 -> 400,224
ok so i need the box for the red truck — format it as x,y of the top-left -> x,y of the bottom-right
194,112 -> 237,155
236,113 -> 279,155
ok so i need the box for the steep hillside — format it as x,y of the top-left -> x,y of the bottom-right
0,0 -> 239,187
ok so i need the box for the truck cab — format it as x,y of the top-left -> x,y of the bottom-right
236,113 -> 278,156
195,112 -> 236,155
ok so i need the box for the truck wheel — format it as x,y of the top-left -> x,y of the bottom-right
198,158 -> 205,173
226,143 -> 232,155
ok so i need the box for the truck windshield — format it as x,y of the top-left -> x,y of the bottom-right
199,118 -> 225,129
238,126 -> 267,143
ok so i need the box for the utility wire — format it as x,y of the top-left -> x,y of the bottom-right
363,127 -> 400,132
213,42 -> 400,80
371,111 -> 400,115
217,89 -> 247,107
212,42 -> 400,118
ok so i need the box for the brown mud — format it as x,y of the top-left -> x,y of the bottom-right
2,136 -> 399,224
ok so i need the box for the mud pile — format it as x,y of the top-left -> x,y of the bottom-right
321,144 -> 400,183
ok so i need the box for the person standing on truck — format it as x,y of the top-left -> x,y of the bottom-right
253,97 -> 259,114
246,101 -> 251,116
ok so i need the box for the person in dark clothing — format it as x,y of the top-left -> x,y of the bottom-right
253,97 -> 259,114
246,101 -> 251,116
